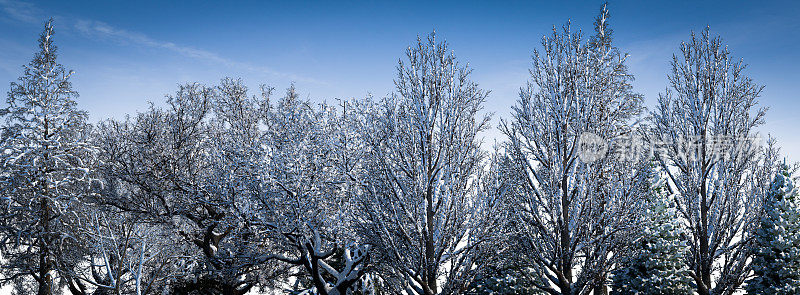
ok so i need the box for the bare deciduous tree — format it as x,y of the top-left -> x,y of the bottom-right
649,28 -> 779,295
250,86 -> 372,295
498,6 -> 647,294
355,32 -> 499,295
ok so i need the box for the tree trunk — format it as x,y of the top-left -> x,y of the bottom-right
425,187 -> 437,295
592,282 -> 608,295
698,169 -> 711,295
560,176 -> 572,295
38,197 -> 52,295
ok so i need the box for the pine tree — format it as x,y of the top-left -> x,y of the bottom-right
611,173 -> 693,295
0,19 -> 95,295
746,163 -> 800,294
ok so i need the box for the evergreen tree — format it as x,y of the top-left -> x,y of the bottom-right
746,163 -> 800,294
611,173 -> 693,295
468,265 -> 543,295
0,20 -> 95,295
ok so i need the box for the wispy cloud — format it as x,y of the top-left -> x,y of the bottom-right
0,0 -> 324,84
73,19 -> 324,84
0,0 -> 40,24
0,0 -> 37,76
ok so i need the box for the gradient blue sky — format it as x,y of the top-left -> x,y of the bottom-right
1,0 -> 798,161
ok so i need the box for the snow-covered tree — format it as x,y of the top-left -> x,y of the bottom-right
745,163 -> 800,294
467,151 -> 541,295
354,32 -> 499,295
249,85 -> 372,295
467,253 -> 543,295
498,6 -> 647,295
0,19 -> 97,295
4,11 -> 799,295
92,77 -> 373,294
648,28 -> 779,295
468,269 -> 542,295
611,166 -> 693,295
94,82 -> 271,294
59,209 -> 189,295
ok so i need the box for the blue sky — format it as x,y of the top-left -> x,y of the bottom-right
0,0 -> 798,161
